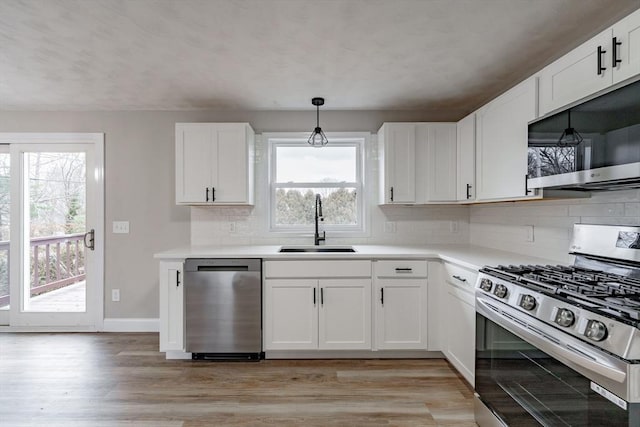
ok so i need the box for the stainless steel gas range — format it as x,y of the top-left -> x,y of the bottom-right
474,224 -> 640,427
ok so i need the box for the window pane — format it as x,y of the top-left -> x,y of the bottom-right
276,146 -> 356,182
275,188 -> 357,227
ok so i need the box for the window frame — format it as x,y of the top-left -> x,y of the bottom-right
266,132 -> 367,235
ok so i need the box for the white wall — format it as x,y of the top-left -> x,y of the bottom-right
469,189 -> 640,263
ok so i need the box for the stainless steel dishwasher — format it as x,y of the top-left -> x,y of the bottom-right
184,258 -> 262,360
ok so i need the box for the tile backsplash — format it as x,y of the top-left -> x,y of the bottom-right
469,189 -> 640,263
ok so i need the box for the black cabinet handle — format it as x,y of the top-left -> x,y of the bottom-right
525,174 -> 532,195
390,186 -> 394,202
381,287 -> 384,305
597,45 -> 607,75
206,187 -> 210,202
395,267 -> 413,273
313,288 -> 316,305
613,37 -> 622,68
320,288 -> 324,305
453,275 -> 467,283
466,183 -> 472,200
176,270 -> 181,287
212,187 -> 216,202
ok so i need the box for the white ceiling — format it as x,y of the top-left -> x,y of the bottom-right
1,0 -> 639,117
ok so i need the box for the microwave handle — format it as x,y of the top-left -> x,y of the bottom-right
476,296 -> 627,384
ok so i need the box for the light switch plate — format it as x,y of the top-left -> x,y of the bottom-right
112,289 -> 120,302
113,221 -> 130,234
384,221 -> 396,233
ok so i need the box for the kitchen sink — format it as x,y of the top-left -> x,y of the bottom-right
278,246 -> 356,253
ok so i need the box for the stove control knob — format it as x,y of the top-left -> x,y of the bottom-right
519,295 -> 536,311
493,284 -> 508,299
479,278 -> 493,292
554,308 -> 575,327
584,320 -> 607,342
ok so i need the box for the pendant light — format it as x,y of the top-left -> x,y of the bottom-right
308,97 -> 329,147
557,109 -> 583,147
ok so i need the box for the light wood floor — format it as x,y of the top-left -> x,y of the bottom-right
0,333 -> 476,427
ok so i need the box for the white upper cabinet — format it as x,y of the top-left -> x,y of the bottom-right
378,122 -> 457,204
175,122 -> 255,205
476,77 -> 539,201
456,113 -> 475,201
425,123 -> 457,202
612,8 -> 640,85
539,8 -> 640,116
378,123 -> 416,204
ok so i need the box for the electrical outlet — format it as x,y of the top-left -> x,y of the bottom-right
111,289 -> 120,302
525,225 -> 535,242
450,221 -> 459,234
229,222 -> 236,233
384,221 -> 396,233
113,221 -> 129,234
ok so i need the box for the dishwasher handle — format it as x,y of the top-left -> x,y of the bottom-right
184,258 -> 262,273
197,265 -> 249,272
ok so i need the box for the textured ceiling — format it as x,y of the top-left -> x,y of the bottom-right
0,0 -> 639,116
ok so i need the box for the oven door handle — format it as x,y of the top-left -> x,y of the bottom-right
476,296 -> 627,384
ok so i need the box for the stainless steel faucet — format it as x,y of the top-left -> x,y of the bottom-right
314,194 -> 325,246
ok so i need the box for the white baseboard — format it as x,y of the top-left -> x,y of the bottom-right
102,318 -> 159,332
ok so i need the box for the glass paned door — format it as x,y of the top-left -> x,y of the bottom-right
0,145 -> 10,325
24,152 -> 87,313
9,141 -> 101,328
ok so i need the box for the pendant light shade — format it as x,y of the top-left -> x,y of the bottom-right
557,109 -> 583,147
308,97 -> 329,146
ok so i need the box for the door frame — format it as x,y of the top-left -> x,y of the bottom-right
0,133 -> 104,331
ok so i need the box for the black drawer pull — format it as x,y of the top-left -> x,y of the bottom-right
395,268 -> 413,273
453,275 -> 467,283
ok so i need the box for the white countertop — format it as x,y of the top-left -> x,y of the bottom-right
154,244 -> 566,271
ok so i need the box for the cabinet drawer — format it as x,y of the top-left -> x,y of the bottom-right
443,262 -> 478,292
374,260 -> 427,278
264,260 -> 371,278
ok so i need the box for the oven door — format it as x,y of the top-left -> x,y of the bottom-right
475,293 -> 639,427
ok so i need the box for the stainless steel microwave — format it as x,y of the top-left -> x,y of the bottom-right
527,79 -> 640,191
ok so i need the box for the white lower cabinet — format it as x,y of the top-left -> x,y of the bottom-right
264,279 -> 318,350
264,278 -> 371,350
373,260 -> 428,350
263,260 -> 372,351
159,260 -> 184,352
440,262 -> 478,386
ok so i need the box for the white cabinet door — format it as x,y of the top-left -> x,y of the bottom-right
215,125 -> 254,204
539,30 -> 612,116
426,123 -> 457,202
318,279 -> 371,350
476,77 -> 538,201
175,123 -> 254,205
456,113 -> 475,201
378,123 -> 416,204
264,279 -> 318,350
175,124 -> 214,204
446,286 -> 475,386
612,8 -> 640,85
159,261 -> 184,352
375,278 -> 428,350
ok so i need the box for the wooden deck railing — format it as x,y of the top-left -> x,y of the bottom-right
0,233 -> 86,307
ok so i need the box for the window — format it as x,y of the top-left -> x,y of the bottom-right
268,133 -> 366,234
